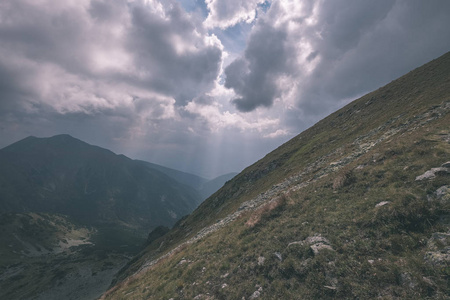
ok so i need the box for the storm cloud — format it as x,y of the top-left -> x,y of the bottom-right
0,0 -> 223,116
224,0 -> 450,117
1,0 -> 450,177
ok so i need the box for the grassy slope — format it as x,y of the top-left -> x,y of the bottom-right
103,52 -> 450,299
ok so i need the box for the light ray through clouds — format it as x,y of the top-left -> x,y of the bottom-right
0,0 -> 449,177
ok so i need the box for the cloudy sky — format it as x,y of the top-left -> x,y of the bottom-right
1,0 -> 449,178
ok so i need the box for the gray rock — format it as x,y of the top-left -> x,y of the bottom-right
435,186 -> 450,203
441,161 -> 450,168
249,291 -> 260,299
424,232 -> 450,266
424,249 -> 450,266
274,252 -> 282,261
416,167 -> 449,181
290,234 -> 334,256
427,232 -> 450,250
311,243 -> 334,255
257,256 -> 265,266
375,201 -> 390,207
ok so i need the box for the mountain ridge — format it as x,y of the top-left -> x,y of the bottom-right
0,134 -> 202,229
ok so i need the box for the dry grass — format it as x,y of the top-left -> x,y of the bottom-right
245,194 -> 288,227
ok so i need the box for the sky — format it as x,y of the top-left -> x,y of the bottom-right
0,0 -> 449,178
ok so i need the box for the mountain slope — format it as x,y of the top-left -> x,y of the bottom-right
136,160 -> 208,191
137,160 -> 238,200
0,134 -> 202,229
198,172 -> 238,200
102,51 -> 450,299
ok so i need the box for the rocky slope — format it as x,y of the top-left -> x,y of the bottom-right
102,51 -> 450,299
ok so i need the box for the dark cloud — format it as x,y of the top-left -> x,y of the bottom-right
224,0 -> 450,115
224,21 -> 290,111
127,4 -> 222,104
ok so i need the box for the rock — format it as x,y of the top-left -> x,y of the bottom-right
290,234 -> 334,256
427,232 -> 450,250
302,234 -> 331,246
375,201 -> 390,207
416,167 -> 449,181
424,249 -> 450,266
220,273 -> 229,278
274,252 -> 282,261
442,161 -> 450,168
249,291 -> 261,299
435,186 -> 450,203
221,283 -> 228,289
424,232 -> 450,266
257,256 -> 265,266
311,243 -> 334,255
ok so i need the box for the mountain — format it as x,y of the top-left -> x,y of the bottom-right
138,160 -> 238,200
0,134 -> 204,299
198,172 -> 238,199
102,52 -> 450,299
136,160 -> 208,191
0,134 -> 202,229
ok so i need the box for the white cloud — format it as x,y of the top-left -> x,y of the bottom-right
184,101 -> 279,133
204,0 -> 266,29
263,129 -> 290,139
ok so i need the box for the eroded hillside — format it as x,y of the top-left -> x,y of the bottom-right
102,52 -> 450,299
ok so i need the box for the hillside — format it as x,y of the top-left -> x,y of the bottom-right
0,134 -> 202,229
102,52 -> 450,299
